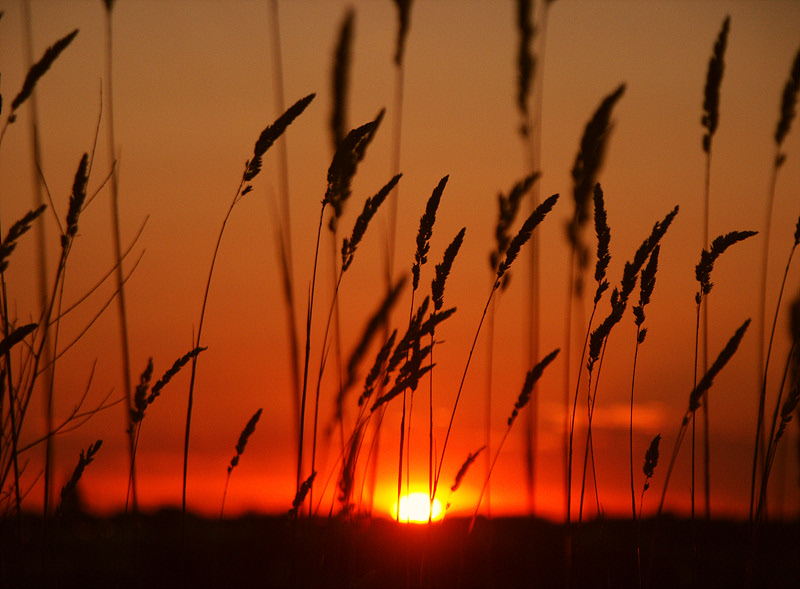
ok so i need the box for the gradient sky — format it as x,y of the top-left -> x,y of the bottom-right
1,0 -> 799,522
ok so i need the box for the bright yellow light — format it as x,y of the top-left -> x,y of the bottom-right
392,493 -> 443,523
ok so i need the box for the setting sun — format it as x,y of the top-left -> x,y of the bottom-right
392,493 -> 443,523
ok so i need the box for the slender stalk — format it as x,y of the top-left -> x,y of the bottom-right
699,15 -> 730,522
184,179 -> 246,515
470,349 -> 558,532
754,161 -> 779,509
267,0 -> 302,457
103,0 -> 137,513
296,204 -> 326,499
754,228 -> 799,519
21,0 -> 54,522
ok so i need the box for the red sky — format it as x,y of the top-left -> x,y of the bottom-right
1,0 -> 799,522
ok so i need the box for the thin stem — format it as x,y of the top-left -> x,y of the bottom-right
184,180 -> 245,517
268,0 -> 302,460
701,147 -> 712,522
629,328 -> 642,521
751,157 -> 783,521
433,283 -> 498,501
754,244 -> 797,519
470,427 -> 511,533
104,2 -> 136,514
296,203 -> 327,500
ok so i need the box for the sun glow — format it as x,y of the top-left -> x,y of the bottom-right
392,493 -> 444,523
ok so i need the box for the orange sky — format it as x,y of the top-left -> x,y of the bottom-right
1,0 -> 799,522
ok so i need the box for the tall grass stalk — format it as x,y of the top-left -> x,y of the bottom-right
657,319 -> 750,517
295,111 -> 382,509
382,1 -> 412,515
0,23 -> 79,520
692,229 -> 757,522
564,84 -> 625,531
470,349 -> 559,532
428,227 -> 466,514
267,0 -> 302,457
629,245 -> 660,521
699,15 -> 730,521
574,202 -> 678,526
101,0 -> 138,513
327,4 -> 355,481
433,193 -> 559,501
751,45 -> 800,522
753,218 -> 800,520
309,173 -> 400,510
516,0 -> 555,516
21,0 -> 55,521
568,183 -> 610,531
182,94 -> 314,519
397,176 -> 446,521
42,152 -> 90,523
486,173 -> 539,516
220,408 -> 262,519
692,229 -> 755,523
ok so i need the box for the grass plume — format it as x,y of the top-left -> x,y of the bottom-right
0,205 -> 47,273
57,440 -> 102,515
221,408 -> 263,518
659,319 -> 750,514
701,16 -> 730,154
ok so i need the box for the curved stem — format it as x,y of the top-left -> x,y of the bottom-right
184,180 -> 245,516
433,281 -> 498,500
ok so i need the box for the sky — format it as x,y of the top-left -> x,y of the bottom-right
1,0 -> 799,523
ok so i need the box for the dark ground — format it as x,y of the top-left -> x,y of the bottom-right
1,510 -> 798,588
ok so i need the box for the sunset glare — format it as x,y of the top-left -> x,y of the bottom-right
392,493 -> 443,524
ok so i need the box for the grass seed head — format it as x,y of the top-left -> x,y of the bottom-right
244,93 -> 315,182
702,16 -> 730,152
775,46 -> 800,159
0,205 -> 47,272
687,318 -> 750,418
413,175 -> 448,290
392,0 -> 413,66
432,227 -> 466,312
451,446 -> 486,493
508,348 -> 560,426
11,29 -> 78,113
696,230 -> 757,297
330,9 -> 354,152
593,183 -> 611,303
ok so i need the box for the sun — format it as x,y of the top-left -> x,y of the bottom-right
392,492 -> 443,523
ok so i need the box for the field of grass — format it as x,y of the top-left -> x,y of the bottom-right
1,1 -> 800,587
